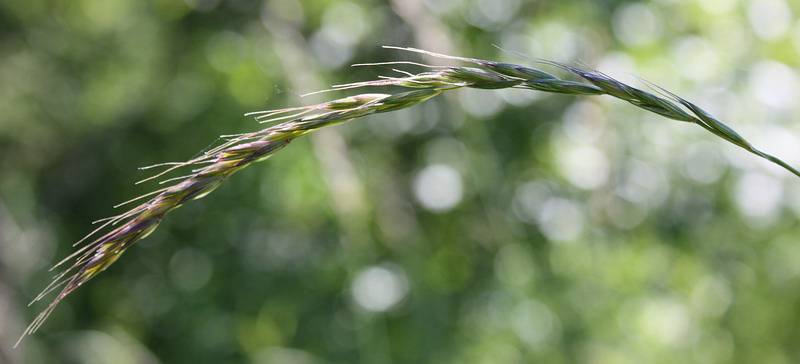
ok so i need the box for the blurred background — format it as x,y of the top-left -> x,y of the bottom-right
3,0 -> 800,362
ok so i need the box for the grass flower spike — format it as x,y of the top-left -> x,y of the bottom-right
20,47 -> 800,346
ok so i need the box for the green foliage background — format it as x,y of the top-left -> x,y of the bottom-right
2,0 -> 800,363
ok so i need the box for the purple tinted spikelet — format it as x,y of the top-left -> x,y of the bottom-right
19,89 -> 440,345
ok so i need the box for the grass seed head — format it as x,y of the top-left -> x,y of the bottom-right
21,47 -> 800,346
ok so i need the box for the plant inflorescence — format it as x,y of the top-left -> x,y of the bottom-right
19,47 -> 800,346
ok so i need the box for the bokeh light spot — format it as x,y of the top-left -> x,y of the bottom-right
413,164 -> 464,212
351,265 -> 409,312
734,170 -> 784,223
613,3 -> 663,46
510,299 -> 561,346
747,0 -> 792,40
556,144 -> 610,190
748,61 -> 799,110
537,197 -> 584,243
